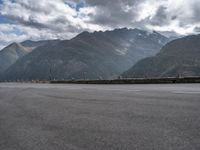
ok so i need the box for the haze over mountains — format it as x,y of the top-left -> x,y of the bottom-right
1,28 -> 169,81
123,34 -> 200,78
0,40 -> 60,75
0,43 -> 31,75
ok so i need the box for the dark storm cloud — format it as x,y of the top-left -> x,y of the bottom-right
191,3 -> 200,23
150,6 -> 169,26
83,0 -> 143,27
2,14 -> 48,29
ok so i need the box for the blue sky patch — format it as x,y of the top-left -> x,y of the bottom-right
76,1 -> 85,11
64,0 -> 85,12
0,16 -> 13,24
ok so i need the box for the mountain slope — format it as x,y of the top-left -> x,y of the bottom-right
0,40 -> 60,75
123,34 -> 200,78
0,43 -> 31,74
3,28 -> 169,81
21,40 -> 60,49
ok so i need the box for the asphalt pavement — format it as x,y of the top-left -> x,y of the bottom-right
0,83 -> 200,150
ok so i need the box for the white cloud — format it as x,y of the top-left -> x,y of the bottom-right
144,0 -> 200,35
136,0 -> 162,22
0,0 -> 200,49
0,0 -> 107,49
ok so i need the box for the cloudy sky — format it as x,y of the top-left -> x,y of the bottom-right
0,0 -> 200,49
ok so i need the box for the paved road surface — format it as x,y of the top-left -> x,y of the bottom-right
0,83 -> 200,150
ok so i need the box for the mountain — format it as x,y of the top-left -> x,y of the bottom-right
0,42 -> 31,74
2,28 -> 169,81
0,40 -> 60,75
21,40 -> 57,48
123,34 -> 200,78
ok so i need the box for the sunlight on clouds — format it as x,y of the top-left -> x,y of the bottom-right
136,0 -> 161,21
147,21 -> 200,36
0,0 -> 200,48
